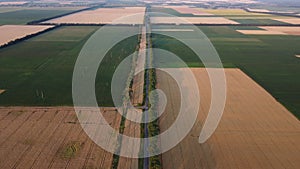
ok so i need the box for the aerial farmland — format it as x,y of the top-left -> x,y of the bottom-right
0,0 -> 299,169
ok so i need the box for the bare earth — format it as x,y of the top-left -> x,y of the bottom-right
0,90 -> 5,94
0,25 -> 54,46
0,107 -> 121,169
236,30 -> 287,35
163,6 -> 214,16
237,27 -> 300,36
150,17 -> 239,25
157,68 -> 300,169
260,26 -> 300,36
44,7 -> 146,25
273,18 -> 300,25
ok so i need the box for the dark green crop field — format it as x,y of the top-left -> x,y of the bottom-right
151,25 -> 300,118
149,7 -> 196,17
0,26 -> 139,106
0,8 -> 80,25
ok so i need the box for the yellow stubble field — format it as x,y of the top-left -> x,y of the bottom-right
0,25 -> 54,46
0,107 -> 121,169
157,68 -> 300,169
43,7 -> 146,25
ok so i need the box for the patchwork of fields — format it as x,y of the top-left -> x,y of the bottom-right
151,25 -> 300,118
0,4 -> 299,169
149,6 -> 295,25
150,17 -> 239,25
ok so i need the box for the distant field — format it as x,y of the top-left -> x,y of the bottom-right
0,7 -> 83,25
149,7 -> 196,17
0,26 -> 139,106
44,7 -> 146,25
0,7 -> 23,13
0,7 -> 83,14
232,18 -> 289,25
253,5 -> 300,13
150,7 -> 278,18
151,25 -> 300,118
149,7 -> 295,25
237,26 -> 300,35
150,17 -> 239,25
0,25 -> 54,46
0,1 -> 27,5
160,6 -> 214,16
200,8 -> 265,15
200,8 -> 295,20
273,18 -> 300,25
